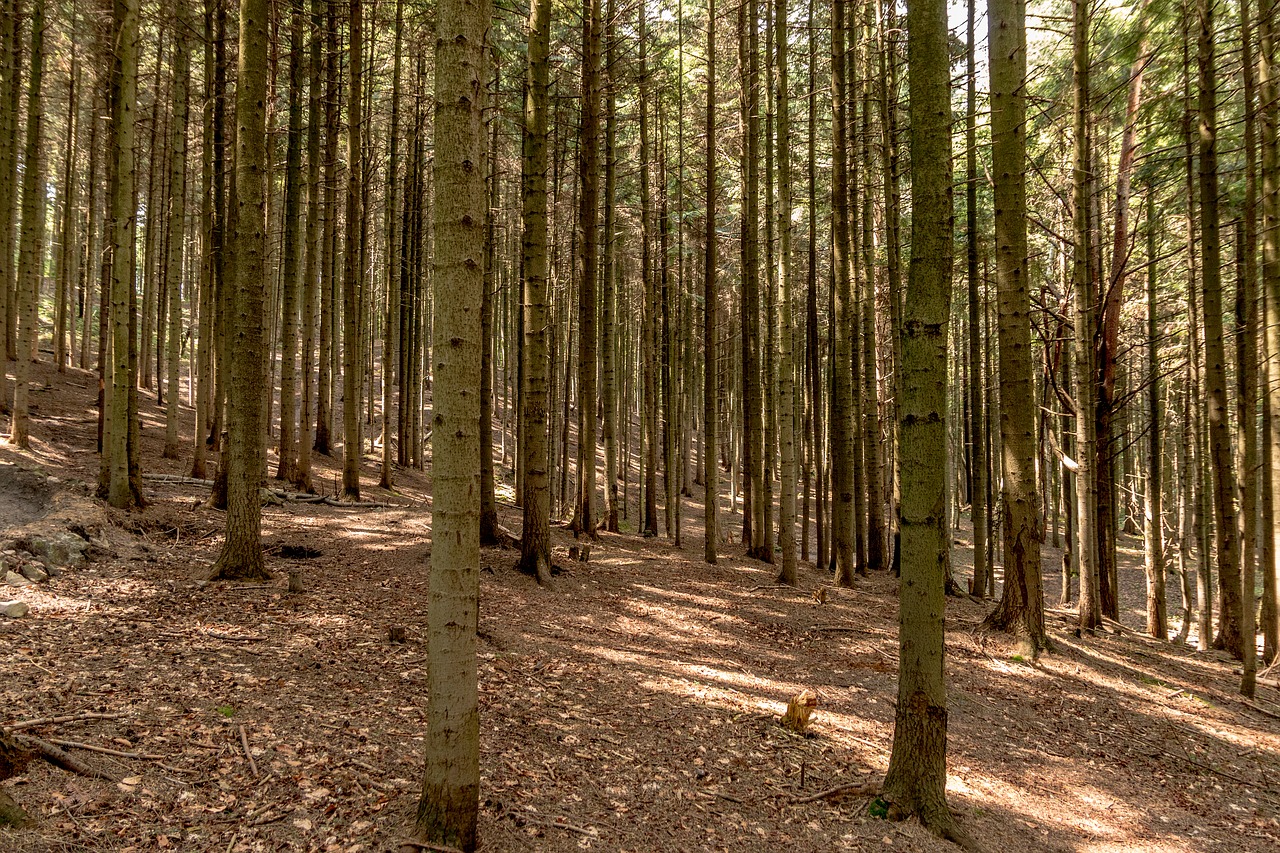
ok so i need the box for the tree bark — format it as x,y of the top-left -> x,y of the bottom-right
412,0 -> 488,840
984,0 -> 1047,653
209,0 -> 271,581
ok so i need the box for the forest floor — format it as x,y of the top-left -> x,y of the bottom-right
3,358 -> 1280,853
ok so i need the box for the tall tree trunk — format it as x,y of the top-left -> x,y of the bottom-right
984,0 -> 1047,652
314,0 -> 338,458
340,0 -> 364,500
10,0 -> 43,450
295,0 -> 323,491
742,0 -> 766,561
774,0 -> 796,585
703,0 -> 719,564
965,0 -> 987,596
413,0 -> 488,842
831,0 -> 856,587
1145,186 -> 1166,639
518,0 -> 552,585
479,103 -> 500,545
209,0 -> 270,581
101,0 -> 145,508
601,0 -> 619,533
1198,0 -> 1243,658
0,0 -> 18,363
276,0 -> 306,483
379,0 -> 403,491
571,0 -> 601,536
1073,0 -> 1102,632
1260,0 -> 1280,667
881,0 -> 966,839
163,0 -> 191,460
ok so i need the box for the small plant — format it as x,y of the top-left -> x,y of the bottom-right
1010,654 -> 1026,663
215,705 -> 236,718
868,798 -> 889,819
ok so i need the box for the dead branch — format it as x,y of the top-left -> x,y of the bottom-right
5,711 -> 125,731
238,725 -> 260,779
47,739 -> 164,760
790,781 -> 879,804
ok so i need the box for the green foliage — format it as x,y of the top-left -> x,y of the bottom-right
215,705 -> 236,718
868,797 -> 890,819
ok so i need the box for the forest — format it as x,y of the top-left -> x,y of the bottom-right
2,0 -> 1280,849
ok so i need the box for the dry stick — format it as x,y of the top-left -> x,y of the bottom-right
790,781 -> 879,804
237,725 -> 259,780
5,711 -> 125,731
207,632 -> 266,642
47,739 -> 164,760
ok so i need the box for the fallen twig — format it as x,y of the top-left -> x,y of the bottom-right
790,781 -> 879,804
5,711 -> 125,731
810,624 -> 875,634
520,815 -> 597,837
47,740 -> 164,760
207,632 -> 266,642
238,725 -> 260,780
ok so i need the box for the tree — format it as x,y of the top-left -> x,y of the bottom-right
774,0 -> 796,585
276,0 -> 306,483
207,0 -> 270,582
9,0 -> 44,450
518,0 -> 552,585
411,0 -> 489,843
965,0 -> 987,597
703,0 -> 719,565
830,0 -> 856,587
100,0 -> 145,509
880,0 -> 967,840
1198,0 -> 1243,658
983,0 -> 1047,654
571,0 -> 601,537
163,0 -> 192,460
340,0 -> 364,501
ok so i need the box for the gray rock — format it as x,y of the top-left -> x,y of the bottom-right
5,570 -> 32,587
0,601 -> 28,618
20,565 -> 47,583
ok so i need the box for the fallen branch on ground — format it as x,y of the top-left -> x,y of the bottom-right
790,781 -> 879,804
238,725 -> 260,780
5,711 -> 125,731
47,739 -> 164,760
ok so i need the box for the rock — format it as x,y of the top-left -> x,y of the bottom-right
0,601 -> 28,618
19,565 -> 47,583
4,571 -> 31,587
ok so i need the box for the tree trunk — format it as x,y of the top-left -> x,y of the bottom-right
208,0 -> 270,581
570,0 -> 601,537
163,0 -> 191,460
881,0 -> 966,840
965,0 -> 986,597
518,0 -> 552,585
275,0 -> 305,483
984,0 -> 1047,653
340,0 -> 364,501
412,0 -> 487,842
1145,187 -> 1166,639
10,0 -> 43,450
703,0 -> 719,564
1198,0 -> 1243,658
774,0 -> 796,585
831,0 -> 856,587
295,0 -> 324,492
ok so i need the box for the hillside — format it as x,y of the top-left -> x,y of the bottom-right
2,360 -> 1279,852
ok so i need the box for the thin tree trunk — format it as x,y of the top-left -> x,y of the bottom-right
163,0 -> 191,460
703,0 -> 718,564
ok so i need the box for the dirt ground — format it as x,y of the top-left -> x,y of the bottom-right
3,357 -> 1280,853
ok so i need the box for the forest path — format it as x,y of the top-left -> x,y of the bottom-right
1,357 -> 1278,852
